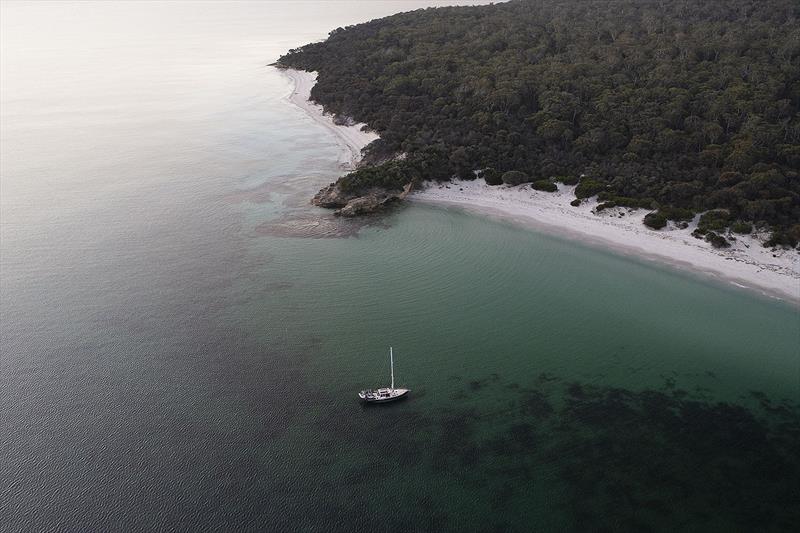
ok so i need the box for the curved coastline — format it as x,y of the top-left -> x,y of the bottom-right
279,68 -> 799,305
279,68 -> 378,169
413,180 -> 800,305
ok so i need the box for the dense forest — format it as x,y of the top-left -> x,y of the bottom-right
278,0 -> 800,246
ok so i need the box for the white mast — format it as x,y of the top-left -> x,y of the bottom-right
390,346 -> 394,390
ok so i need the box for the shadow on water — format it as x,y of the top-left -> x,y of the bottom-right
299,372 -> 800,532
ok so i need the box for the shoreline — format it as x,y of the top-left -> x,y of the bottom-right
413,180 -> 800,305
278,68 -> 799,305
279,68 -> 378,169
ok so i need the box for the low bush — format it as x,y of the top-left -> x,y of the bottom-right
765,225 -> 800,248
730,221 -> 752,234
482,167 -> 502,186
705,231 -> 730,248
574,178 -> 605,198
556,175 -> 579,185
501,170 -> 530,186
698,209 -> 731,232
643,211 -> 668,229
659,206 -> 695,221
531,179 -> 557,192
596,193 -> 654,209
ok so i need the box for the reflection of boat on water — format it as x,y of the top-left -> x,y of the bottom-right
358,347 -> 409,403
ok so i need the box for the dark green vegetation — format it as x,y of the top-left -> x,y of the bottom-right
644,211 -> 668,230
531,179 -> 558,192
278,0 -> 800,244
501,170 -> 529,185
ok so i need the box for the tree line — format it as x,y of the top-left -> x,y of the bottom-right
279,0 -> 800,246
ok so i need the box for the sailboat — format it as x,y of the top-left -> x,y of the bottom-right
358,347 -> 410,403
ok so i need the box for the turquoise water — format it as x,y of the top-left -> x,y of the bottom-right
1,2 -> 798,531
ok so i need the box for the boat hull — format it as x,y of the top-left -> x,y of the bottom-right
358,388 -> 410,403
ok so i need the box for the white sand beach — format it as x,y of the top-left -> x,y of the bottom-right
280,68 -> 378,169
413,180 -> 800,304
281,68 -> 799,304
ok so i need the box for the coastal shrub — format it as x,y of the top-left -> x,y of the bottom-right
280,0 -> 800,242
789,224 -> 800,245
643,212 -> 668,230
575,179 -> 605,199
501,171 -> 530,186
765,224 -> 800,248
731,221 -> 752,235
482,168 -> 503,186
556,175 -> 579,186
570,199 -> 582,207
698,210 -> 731,232
597,194 -> 656,210
338,159 -> 419,193
596,192 -> 613,201
660,206 -> 695,222
532,180 -> 558,192
705,232 -> 730,248
595,201 -> 615,212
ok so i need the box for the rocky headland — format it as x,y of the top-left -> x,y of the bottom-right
312,182 -> 413,217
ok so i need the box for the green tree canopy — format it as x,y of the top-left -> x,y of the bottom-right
279,0 -> 800,244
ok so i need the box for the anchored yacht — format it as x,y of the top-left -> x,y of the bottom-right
358,347 -> 409,403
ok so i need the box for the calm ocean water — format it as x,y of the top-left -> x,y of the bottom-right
2,2 -> 798,531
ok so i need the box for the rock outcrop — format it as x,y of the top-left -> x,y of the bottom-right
332,115 -> 356,127
312,183 -> 351,208
311,182 -> 413,217
336,191 -> 401,217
